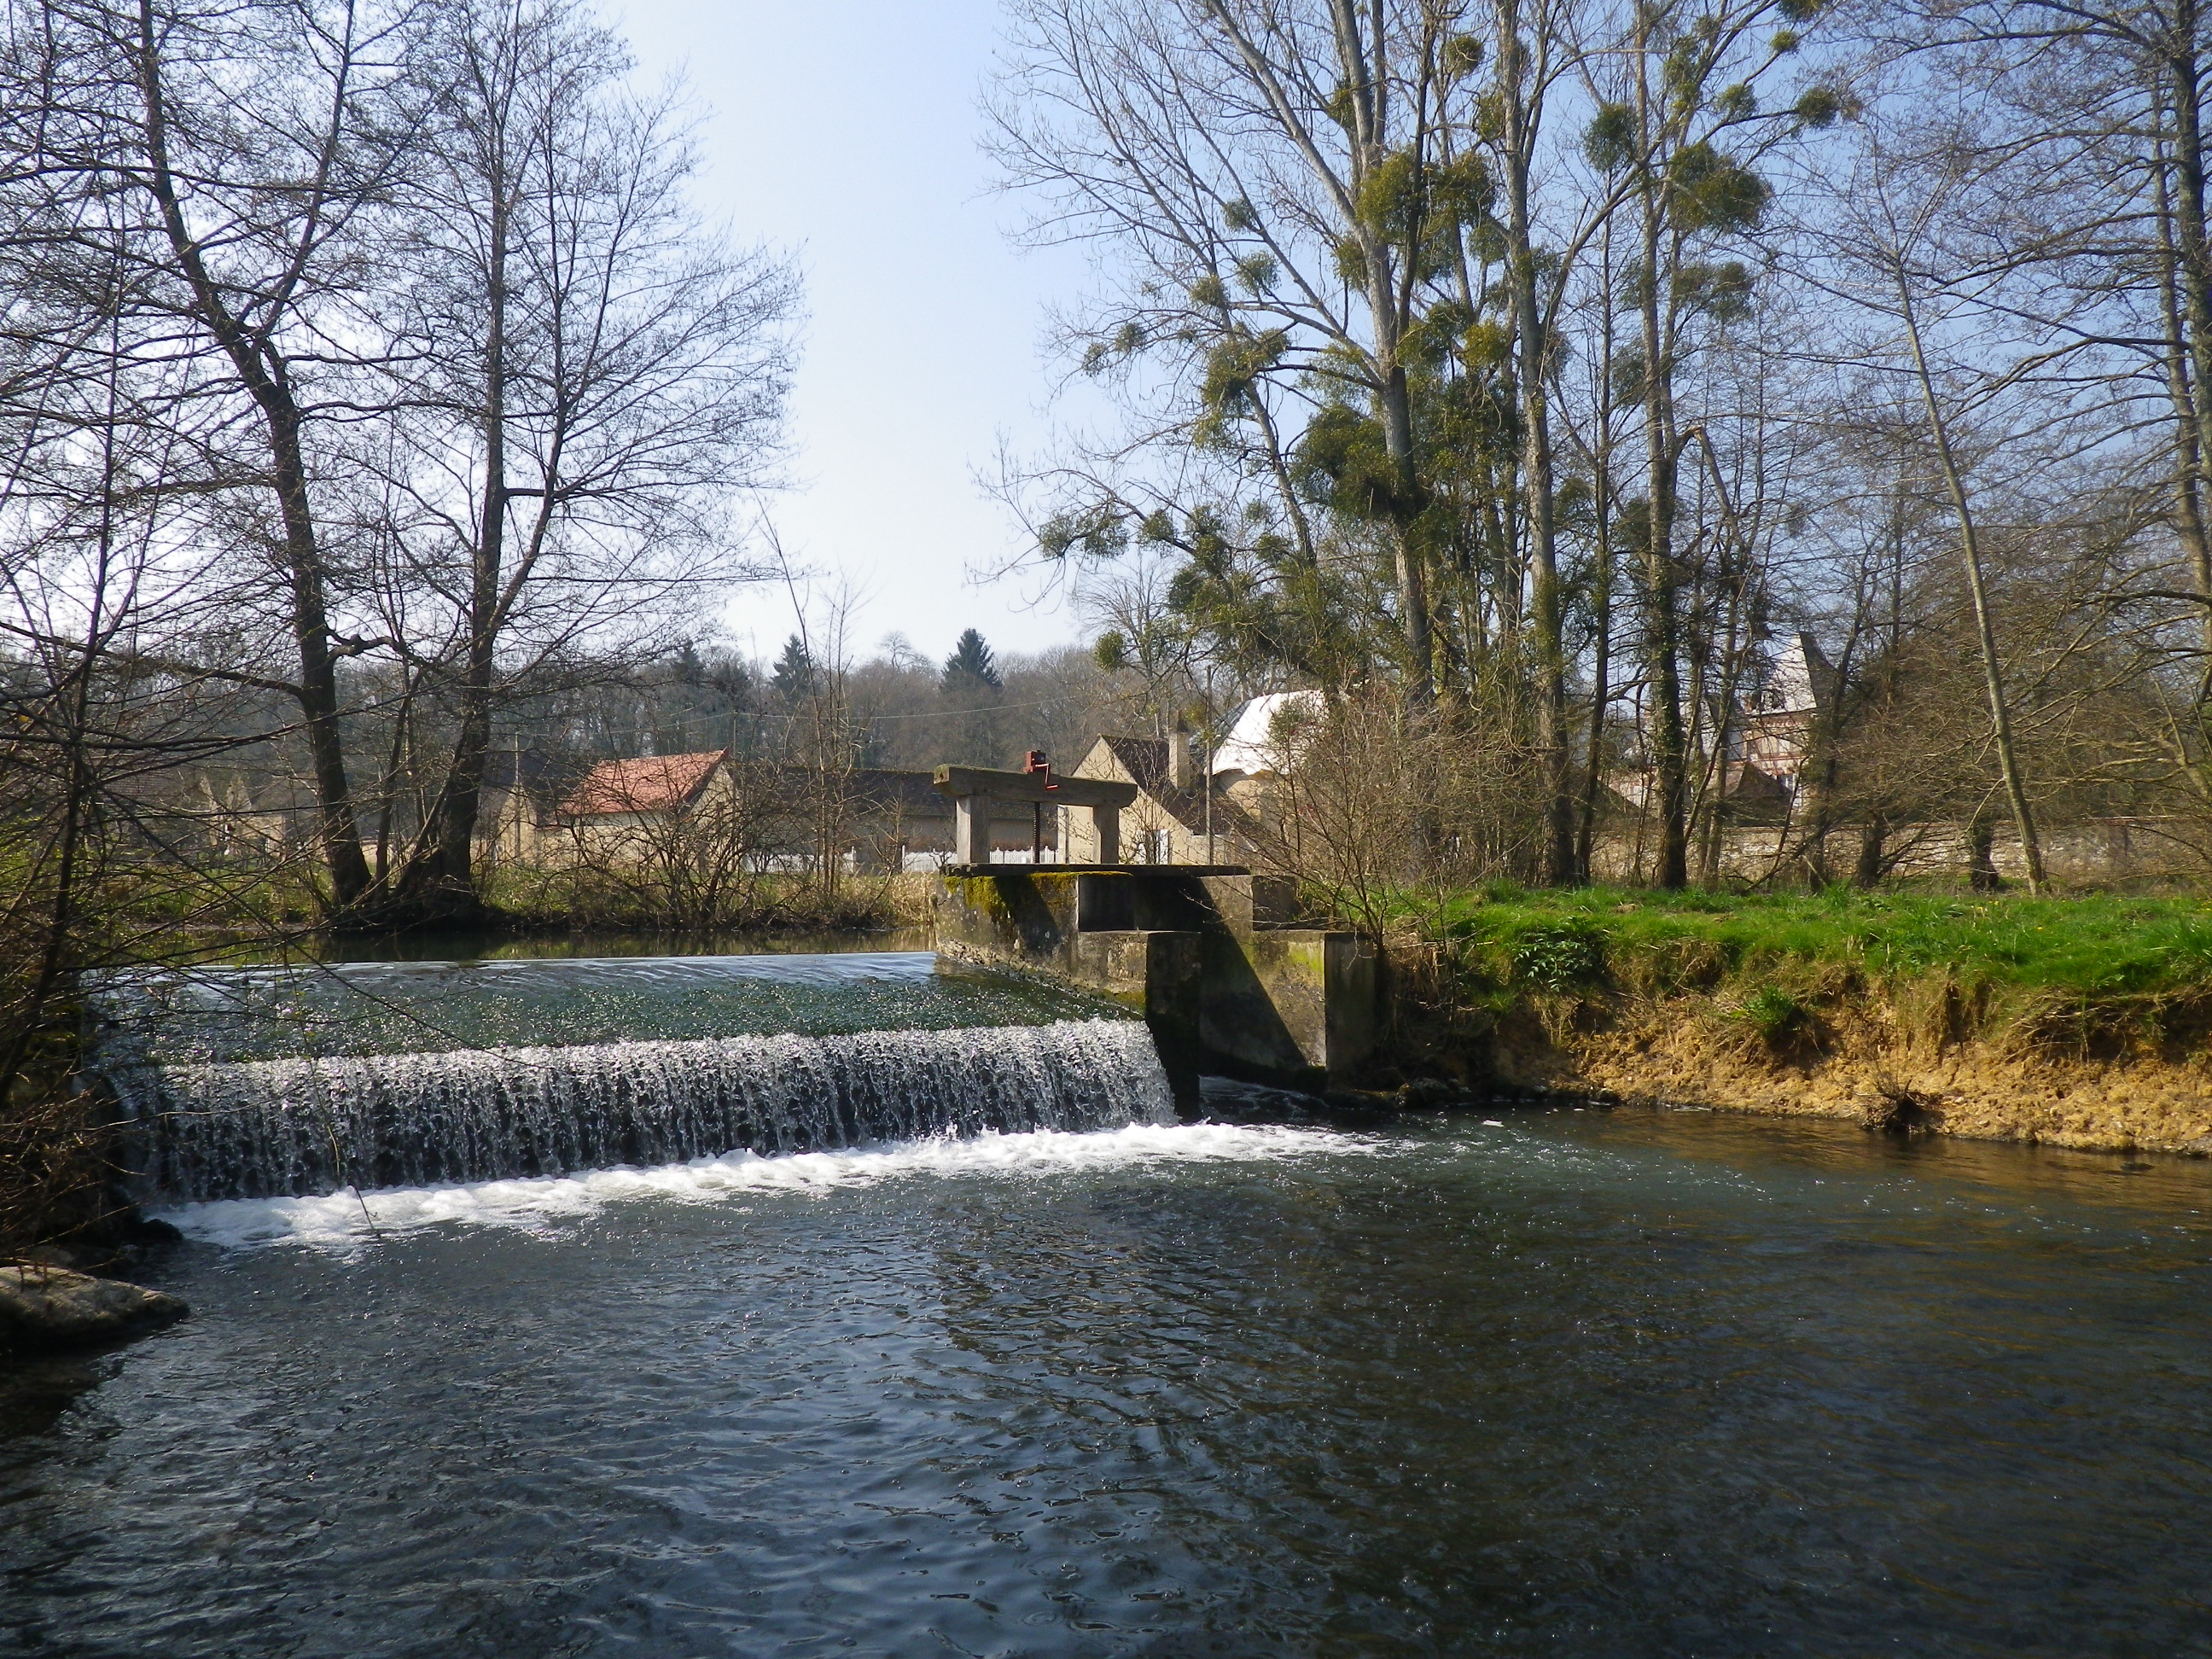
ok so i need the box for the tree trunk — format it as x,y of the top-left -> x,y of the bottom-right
1331,0 -> 1430,715
2161,29 -> 2212,655
132,0 -> 371,909
405,156 -> 512,923
1640,207 -> 1690,889
1628,20 -> 1689,890
2157,96 -> 2212,653
1575,508 -> 1615,884
1895,271 -> 2047,894
1854,812 -> 1887,888
271,400 -> 375,910
1500,9 -> 1574,885
1375,358 -> 1435,711
2151,79 -> 2212,783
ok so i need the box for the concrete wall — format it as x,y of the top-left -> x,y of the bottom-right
932,867 -> 1377,1094
483,794 -> 1053,873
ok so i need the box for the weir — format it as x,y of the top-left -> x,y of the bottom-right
84,955 -> 1175,1204
114,1022 -> 1168,1203
79,754 -> 1382,1207
932,867 -> 1377,1095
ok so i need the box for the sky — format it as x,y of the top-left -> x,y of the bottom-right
609,0 -> 1103,669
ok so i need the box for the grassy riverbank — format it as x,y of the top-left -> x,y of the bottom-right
1424,884 -> 2212,1012
1391,886 -> 2212,1151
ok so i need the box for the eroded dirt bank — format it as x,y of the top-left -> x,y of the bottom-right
1399,987 -> 2212,1154
1370,888 -> 2212,1155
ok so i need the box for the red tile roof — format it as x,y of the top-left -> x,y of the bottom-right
558,750 -> 727,818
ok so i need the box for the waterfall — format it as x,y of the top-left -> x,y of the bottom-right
109,1019 -> 1176,1202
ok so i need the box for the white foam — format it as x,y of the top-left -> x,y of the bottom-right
122,1019 -> 1175,1202
158,1121 -> 1370,1253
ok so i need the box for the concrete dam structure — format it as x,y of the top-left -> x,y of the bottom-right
930,762 -> 1378,1097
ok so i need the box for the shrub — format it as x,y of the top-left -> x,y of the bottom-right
1511,923 -> 1609,991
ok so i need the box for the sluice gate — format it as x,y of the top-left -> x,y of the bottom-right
929,761 -> 1377,1096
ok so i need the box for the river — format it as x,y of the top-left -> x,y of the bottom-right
4,1103 -> 2207,1656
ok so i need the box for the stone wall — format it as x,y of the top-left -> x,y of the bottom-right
1592,815 -> 2212,888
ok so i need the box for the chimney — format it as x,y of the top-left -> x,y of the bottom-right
1168,718 -> 1195,789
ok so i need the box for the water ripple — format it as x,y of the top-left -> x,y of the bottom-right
3,1112 -> 2208,1658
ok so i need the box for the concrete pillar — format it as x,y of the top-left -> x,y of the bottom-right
954,795 -> 989,864
1091,805 -> 1121,864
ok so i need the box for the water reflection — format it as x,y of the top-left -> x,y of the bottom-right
3,1110 -> 2207,1657
296,926 -> 938,964
1584,1103 -> 2212,1231
88,950 -> 1130,1066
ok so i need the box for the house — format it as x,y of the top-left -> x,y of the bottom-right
1208,690 -> 1324,793
1064,726 -> 1264,865
530,749 -> 1057,870
1608,631 -> 1837,813
557,749 -> 730,838
1738,631 -> 1836,789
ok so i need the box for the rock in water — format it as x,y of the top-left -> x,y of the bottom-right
0,1265 -> 187,1353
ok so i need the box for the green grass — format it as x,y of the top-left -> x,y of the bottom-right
1727,983 -> 1813,1043
1412,884 -> 2212,1003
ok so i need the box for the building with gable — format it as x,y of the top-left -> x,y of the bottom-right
1060,691 -> 1323,865
504,749 -> 1057,870
1608,631 -> 1837,815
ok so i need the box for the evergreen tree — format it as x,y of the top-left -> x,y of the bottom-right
939,628 -> 1008,765
707,655 -> 759,756
941,628 -> 1003,693
771,634 -> 815,704
651,642 -> 708,753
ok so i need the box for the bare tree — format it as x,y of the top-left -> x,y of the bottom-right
993,0 -> 1854,890
368,0 -> 797,921
1,0 -> 795,927
0,192 -> 332,1243
1575,0 -> 1834,886
1798,112 -> 2069,891
114,0 -> 424,908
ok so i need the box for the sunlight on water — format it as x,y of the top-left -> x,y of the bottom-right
84,951 -> 1126,1065
57,948 -> 2205,1653
8,1109 -> 2209,1656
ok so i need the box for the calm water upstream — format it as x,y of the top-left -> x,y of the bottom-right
3,1107 -> 2209,1657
